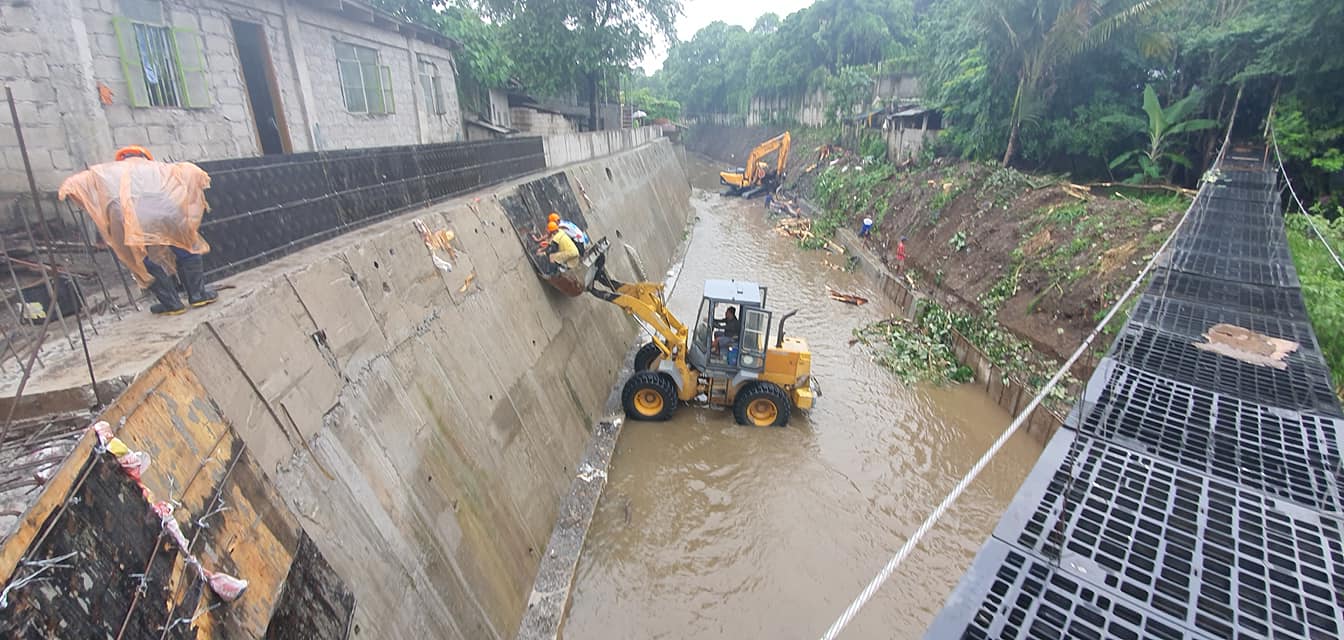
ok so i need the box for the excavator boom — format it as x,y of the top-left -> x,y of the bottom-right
719,131 -> 791,197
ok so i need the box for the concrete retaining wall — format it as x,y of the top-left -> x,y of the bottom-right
0,140 -> 691,637
836,228 -> 1064,444
682,124 -> 786,165
542,126 -> 663,167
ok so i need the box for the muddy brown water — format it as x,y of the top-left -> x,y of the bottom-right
562,159 -> 1043,639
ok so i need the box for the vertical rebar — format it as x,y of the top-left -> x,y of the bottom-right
0,231 -> 42,369
62,197 -> 119,321
74,303 -> 101,408
0,294 -> 57,444
6,87 -> 76,349
108,243 -> 140,311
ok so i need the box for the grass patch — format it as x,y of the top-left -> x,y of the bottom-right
1286,212 -> 1344,400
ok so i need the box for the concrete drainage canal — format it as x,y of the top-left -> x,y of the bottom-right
526,157 -> 1044,639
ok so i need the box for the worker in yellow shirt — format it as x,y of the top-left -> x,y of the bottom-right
546,221 -> 581,270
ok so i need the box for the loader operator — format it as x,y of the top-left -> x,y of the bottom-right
712,306 -> 741,354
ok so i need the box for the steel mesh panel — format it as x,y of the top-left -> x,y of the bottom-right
925,539 -> 1199,640
1146,268 -> 1310,321
1204,183 -> 1278,203
1164,248 -> 1300,287
197,137 -> 546,280
1068,359 -> 1344,509
1109,323 -> 1340,415
1169,233 -> 1294,263
996,432 -> 1344,639
1127,295 -> 1322,354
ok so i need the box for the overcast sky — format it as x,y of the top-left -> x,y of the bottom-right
637,0 -> 817,73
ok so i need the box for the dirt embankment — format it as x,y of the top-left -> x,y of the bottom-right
792,156 -> 1184,362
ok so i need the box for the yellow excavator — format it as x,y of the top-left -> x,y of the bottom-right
720,131 -> 791,198
588,263 -> 814,426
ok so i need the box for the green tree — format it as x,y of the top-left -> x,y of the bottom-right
1108,85 -> 1218,183
982,0 -> 1175,166
479,0 -> 681,130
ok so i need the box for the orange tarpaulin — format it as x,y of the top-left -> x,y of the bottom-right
58,158 -> 211,286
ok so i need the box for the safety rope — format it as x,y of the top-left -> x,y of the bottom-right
1268,122 -> 1344,276
817,99 -> 1243,639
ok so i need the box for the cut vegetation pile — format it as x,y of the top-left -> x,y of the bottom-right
803,158 -> 1187,361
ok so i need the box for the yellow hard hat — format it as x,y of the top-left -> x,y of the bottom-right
548,213 -> 560,222
547,221 -> 559,233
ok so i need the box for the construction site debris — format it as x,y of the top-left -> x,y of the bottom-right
827,289 -> 869,306
1194,323 -> 1298,369
88,420 -> 249,602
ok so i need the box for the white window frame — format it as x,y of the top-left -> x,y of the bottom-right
335,41 -> 394,115
418,56 -> 447,116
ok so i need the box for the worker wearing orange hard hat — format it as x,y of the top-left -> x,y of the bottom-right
545,220 -> 581,270
59,146 -> 218,316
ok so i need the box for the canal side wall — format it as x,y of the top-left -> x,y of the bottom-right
0,140 -> 691,638
836,228 -> 1064,443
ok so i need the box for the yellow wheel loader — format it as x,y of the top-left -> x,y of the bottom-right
588,264 -> 814,427
720,131 -> 791,198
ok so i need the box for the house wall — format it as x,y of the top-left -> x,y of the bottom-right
0,0 -> 462,198
296,4 -> 460,150
511,107 -> 576,136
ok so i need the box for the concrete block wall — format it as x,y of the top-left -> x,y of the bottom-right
0,0 -> 463,197
542,126 -> 662,168
1,140 -> 691,638
297,4 -> 462,149
512,107 -> 577,136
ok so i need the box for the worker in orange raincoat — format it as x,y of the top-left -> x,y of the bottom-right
59,146 -> 218,315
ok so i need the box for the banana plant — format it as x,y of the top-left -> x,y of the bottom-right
1108,84 -> 1219,183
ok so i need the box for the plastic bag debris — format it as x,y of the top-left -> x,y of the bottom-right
205,569 -> 249,602
87,421 -> 248,605
576,462 -> 606,483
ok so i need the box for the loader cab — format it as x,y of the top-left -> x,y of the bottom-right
690,279 -> 771,374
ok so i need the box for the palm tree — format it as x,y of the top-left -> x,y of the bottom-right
986,0 -> 1175,166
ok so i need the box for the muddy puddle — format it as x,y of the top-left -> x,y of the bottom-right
562,158 -> 1043,639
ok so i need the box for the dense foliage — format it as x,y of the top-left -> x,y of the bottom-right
375,0 -> 682,129
645,0 -> 1343,194
1285,211 -> 1344,398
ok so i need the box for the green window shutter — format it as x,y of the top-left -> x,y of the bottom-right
170,27 -> 210,108
112,17 -> 151,108
380,65 -> 394,114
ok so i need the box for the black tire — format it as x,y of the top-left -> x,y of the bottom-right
622,371 -> 678,421
732,382 -> 791,427
633,342 -> 663,372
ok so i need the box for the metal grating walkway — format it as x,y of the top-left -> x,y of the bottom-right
929,151 -> 1344,638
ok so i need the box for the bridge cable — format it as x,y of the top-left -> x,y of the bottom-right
817,94 -> 1245,640
1268,122 -> 1344,276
